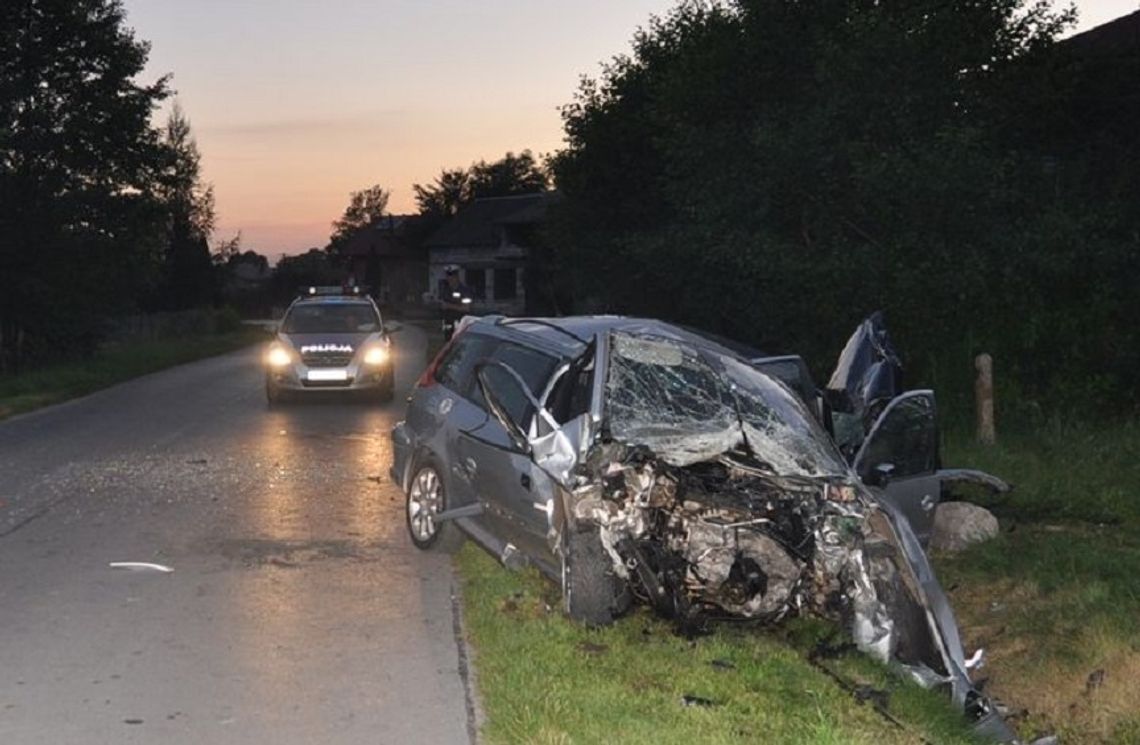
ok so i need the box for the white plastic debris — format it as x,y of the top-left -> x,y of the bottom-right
109,562 -> 174,573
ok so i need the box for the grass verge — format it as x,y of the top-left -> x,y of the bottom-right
0,327 -> 266,421
456,543 -> 981,744
936,423 -> 1140,744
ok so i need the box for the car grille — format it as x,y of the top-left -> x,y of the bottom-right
302,351 -> 353,367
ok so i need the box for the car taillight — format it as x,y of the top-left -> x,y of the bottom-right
417,332 -> 460,387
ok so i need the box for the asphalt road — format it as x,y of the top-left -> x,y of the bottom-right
0,325 -> 476,744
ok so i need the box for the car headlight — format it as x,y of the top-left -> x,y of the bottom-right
266,344 -> 293,367
362,346 -> 389,366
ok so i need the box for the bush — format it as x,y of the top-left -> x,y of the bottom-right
212,306 -> 242,334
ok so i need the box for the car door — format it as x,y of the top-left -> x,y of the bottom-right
424,332 -> 498,531
825,311 -> 904,458
852,390 -> 943,545
455,340 -> 562,565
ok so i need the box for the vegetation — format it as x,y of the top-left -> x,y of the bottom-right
0,323 -> 265,421
547,0 -> 1139,414
457,544 -> 983,745
412,150 -> 549,239
0,0 -> 224,372
936,424 -> 1140,743
328,184 -> 391,252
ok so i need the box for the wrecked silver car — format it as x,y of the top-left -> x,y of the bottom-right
391,315 -> 1015,742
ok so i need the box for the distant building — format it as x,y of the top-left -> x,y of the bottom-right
1059,10 -> 1140,146
339,215 -> 427,308
422,193 -> 555,316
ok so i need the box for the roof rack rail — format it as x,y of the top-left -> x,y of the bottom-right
496,317 -> 588,345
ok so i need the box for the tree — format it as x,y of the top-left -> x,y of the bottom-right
413,150 -> 548,223
549,1 -> 1140,410
154,103 -> 216,310
212,231 -> 243,266
1,0 -> 170,369
329,184 -> 390,250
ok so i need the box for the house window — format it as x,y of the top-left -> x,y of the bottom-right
465,268 -> 486,299
493,268 -> 517,300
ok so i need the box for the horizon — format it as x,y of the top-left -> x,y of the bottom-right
123,0 -> 1140,259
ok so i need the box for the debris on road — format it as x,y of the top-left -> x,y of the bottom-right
109,561 -> 174,573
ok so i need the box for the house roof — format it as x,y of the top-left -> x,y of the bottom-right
1063,10 -> 1140,58
340,215 -> 421,258
423,193 -> 552,248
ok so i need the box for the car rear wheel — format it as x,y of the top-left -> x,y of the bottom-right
561,526 -> 631,626
405,460 -> 464,553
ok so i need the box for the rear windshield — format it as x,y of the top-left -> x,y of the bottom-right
282,303 -> 380,334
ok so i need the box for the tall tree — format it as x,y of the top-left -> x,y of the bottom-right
413,150 -> 548,222
549,1 -> 1135,407
154,103 -> 216,310
329,184 -> 390,250
0,0 -> 169,368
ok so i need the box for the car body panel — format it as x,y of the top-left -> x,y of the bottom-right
392,315 -> 1017,742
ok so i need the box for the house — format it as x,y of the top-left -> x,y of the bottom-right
1058,10 -> 1140,147
339,215 -> 427,309
422,193 -> 554,316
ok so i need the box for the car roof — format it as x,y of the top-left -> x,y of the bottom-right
468,315 -> 758,360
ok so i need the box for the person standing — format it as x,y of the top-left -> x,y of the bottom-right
439,265 -> 473,340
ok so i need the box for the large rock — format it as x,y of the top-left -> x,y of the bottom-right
929,501 -> 1000,553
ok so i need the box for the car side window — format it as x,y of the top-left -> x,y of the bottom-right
857,393 -> 938,481
435,333 -> 494,399
476,341 -> 558,424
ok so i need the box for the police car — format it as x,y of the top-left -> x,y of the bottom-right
264,287 -> 395,404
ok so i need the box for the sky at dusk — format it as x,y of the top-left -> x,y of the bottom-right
121,0 -> 1140,258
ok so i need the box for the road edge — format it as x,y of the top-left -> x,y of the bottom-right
450,577 -> 486,744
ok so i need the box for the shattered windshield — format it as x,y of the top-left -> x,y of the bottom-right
718,354 -> 849,477
606,332 -> 848,477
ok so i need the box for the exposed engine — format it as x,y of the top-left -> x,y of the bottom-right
566,443 -> 931,674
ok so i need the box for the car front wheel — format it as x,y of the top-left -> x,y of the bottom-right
405,460 -> 465,552
561,526 -> 631,626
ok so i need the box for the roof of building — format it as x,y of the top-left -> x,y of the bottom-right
1063,10 -> 1140,58
339,215 -> 421,258
423,193 -> 552,248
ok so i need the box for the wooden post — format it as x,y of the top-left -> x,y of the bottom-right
975,353 -> 995,445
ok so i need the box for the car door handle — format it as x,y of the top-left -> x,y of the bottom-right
921,494 -> 936,512
464,457 -> 478,476
519,473 -> 531,491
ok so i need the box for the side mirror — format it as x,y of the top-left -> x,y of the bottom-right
868,462 -> 896,487
475,363 -> 532,454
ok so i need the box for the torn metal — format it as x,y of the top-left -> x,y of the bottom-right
548,328 -> 1017,742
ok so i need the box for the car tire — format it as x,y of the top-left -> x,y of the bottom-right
405,459 -> 465,553
561,526 -> 631,627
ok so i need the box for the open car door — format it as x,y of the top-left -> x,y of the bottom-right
825,311 -> 904,458
852,390 -> 943,546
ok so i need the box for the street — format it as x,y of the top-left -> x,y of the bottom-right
0,325 -> 475,744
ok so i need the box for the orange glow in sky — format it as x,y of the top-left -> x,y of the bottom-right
121,0 -> 1138,257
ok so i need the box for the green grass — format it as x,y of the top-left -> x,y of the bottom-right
936,422 -> 1140,743
0,327 -> 266,421
457,544 -> 981,745
943,421 -> 1140,526
456,420 -> 1140,743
